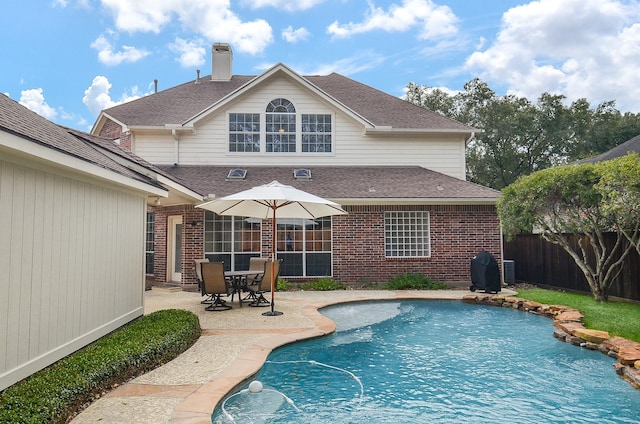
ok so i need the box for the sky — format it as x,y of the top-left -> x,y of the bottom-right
2,0 -> 640,132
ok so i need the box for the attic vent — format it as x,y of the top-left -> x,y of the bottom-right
227,168 -> 247,180
293,168 -> 311,180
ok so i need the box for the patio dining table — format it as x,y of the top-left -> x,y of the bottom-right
225,270 -> 263,307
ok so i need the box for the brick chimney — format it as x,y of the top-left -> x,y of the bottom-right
211,43 -> 232,81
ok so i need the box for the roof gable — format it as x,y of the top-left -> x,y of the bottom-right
93,67 -> 475,135
185,63 -> 373,128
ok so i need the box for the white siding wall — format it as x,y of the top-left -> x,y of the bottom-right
132,76 -> 468,179
0,154 -> 146,390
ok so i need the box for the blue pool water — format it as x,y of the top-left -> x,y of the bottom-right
212,300 -> 640,423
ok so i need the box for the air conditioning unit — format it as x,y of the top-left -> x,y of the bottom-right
503,260 -> 515,284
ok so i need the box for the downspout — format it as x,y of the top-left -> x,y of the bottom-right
464,131 -> 475,180
172,128 -> 179,165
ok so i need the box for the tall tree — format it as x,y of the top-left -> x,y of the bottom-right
498,155 -> 640,301
405,79 -> 640,189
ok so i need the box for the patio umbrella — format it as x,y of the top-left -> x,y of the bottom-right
196,180 -> 347,316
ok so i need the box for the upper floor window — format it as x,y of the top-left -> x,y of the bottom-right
266,98 -> 296,152
302,114 -> 332,152
229,113 -> 260,152
228,98 -> 333,154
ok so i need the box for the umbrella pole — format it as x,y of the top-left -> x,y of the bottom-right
263,205 -> 283,316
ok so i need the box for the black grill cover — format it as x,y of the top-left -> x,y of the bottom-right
470,250 -> 501,293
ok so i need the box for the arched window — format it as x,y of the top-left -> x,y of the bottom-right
266,98 -> 296,152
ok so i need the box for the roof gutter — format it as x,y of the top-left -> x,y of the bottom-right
364,127 -> 478,135
330,197 -> 500,206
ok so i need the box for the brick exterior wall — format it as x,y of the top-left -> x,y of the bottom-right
332,204 -> 501,285
149,203 -> 501,287
97,119 -> 131,151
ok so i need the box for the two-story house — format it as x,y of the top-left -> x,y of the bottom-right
92,43 -> 501,287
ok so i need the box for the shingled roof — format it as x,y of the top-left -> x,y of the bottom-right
577,134 -> 640,163
0,93 -> 165,191
101,70 -> 473,132
156,165 -> 500,203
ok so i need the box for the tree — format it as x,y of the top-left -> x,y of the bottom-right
597,153 -> 640,255
405,79 -> 640,190
498,156 -> 640,301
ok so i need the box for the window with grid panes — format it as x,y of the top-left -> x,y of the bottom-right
204,212 -> 261,271
229,113 -> 260,152
266,98 -> 296,152
276,217 -> 333,277
302,114 -> 332,152
145,212 -> 155,274
384,211 -> 431,257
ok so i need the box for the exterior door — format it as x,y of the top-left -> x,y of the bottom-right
168,216 -> 183,282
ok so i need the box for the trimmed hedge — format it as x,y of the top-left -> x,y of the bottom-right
0,309 -> 200,424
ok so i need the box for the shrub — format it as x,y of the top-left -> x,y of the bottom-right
0,309 -> 200,424
300,278 -> 347,291
383,272 -> 448,290
276,278 -> 292,291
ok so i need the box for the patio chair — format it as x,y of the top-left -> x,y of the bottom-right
201,261 -> 232,311
246,259 -> 281,307
241,257 -> 268,303
194,258 -> 211,304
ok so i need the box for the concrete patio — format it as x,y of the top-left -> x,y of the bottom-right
70,288 -> 515,424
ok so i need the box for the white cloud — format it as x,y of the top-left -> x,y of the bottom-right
82,75 -> 146,117
100,0 -> 274,55
169,38 -> 207,67
327,0 -> 458,40
243,0 -> 325,12
282,26 -> 310,43
307,52 -> 386,76
465,0 -> 640,111
19,89 -> 57,120
91,35 -> 150,66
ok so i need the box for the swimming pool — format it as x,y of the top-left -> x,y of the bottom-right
212,300 -> 640,423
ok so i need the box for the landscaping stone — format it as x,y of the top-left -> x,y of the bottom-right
554,309 -> 583,322
618,347 -> 640,366
580,341 -> 600,350
603,337 -> 640,353
522,300 -> 543,312
553,328 -> 569,340
553,321 -> 585,334
622,366 -> 640,389
573,328 -> 610,344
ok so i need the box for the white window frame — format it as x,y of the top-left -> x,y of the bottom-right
266,98 -> 296,153
229,113 -> 260,152
227,101 -> 334,154
301,114 -> 332,153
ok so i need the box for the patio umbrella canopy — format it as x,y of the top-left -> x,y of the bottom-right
196,180 -> 348,316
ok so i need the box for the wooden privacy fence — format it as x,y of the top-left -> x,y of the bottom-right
503,232 -> 640,302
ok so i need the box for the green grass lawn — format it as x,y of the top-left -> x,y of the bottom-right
515,288 -> 640,343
